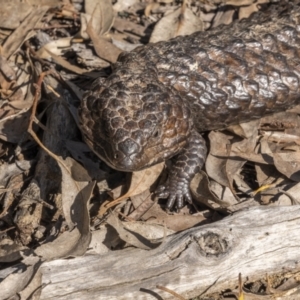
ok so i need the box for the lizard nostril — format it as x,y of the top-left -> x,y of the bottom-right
114,153 -> 119,159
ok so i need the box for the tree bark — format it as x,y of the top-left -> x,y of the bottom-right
36,206 -> 300,300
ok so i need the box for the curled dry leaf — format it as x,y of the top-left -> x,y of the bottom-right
65,140 -> 106,181
227,119 -> 260,139
35,157 -> 94,260
140,201 -> 210,232
0,159 -> 32,187
106,213 -> 161,250
239,0 -> 270,19
88,225 -> 121,255
84,3 -> 121,64
212,7 -> 235,28
0,239 -> 27,263
206,120 -> 259,199
150,6 -> 204,43
261,131 -> 300,146
113,0 -> 140,12
129,162 -> 164,197
273,153 -> 300,182
0,256 -> 41,300
0,58 -> 33,142
0,110 -> 31,143
36,37 -> 72,60
206,131 -> 231,187
190,171 -> 232,210
0,0 -> 33,29
2,6 -> 49,59
81,0 -> 114,39
99,162 -> 164,216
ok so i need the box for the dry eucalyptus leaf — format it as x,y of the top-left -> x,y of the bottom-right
129,189 -> 155,220
2,6 -> 49,59
113,0 -> 139,12
88,225 -> 120,255
261,131 -> 300,146
86,31 -> 122,63
141,201 -> 209,232
212,7 -> 235,28
35,157 -> 94,260
0,159 -> 32,187
106,213 -> 160,250
25,0 -> 60,5
214,0 -> 256,5
128,162 -> 164,197
273,152 -> 300,182
99,163 -> 164,215
225,121 -> 259,179
0,239 -> 27,263
43,48 -> 96,76
222,121 -> 259,189
206,131 -> 232,187
209,180 -> 239,205
0,0 -> 33,29
113,17 -> 146,37
0,256 -> 41,300
84,5 -> 122,64
260,183 -> 300,206
254,138 -> 281,186
36,37 -> 72,60
0,56 -> 16,82
239,0 -> 270,19
122,220 -> 174,241
81,0 -> 114,39
65,140 -> 106,181
228,135 -> 275,165
0,109 -> 31,143
227,119 -> 260,138
0,56 -> 24,103
144,3 -> 159,17
150,7 -> 204,43
71,43 -> 111,69
111,38 -> 142,52
190,172 -> 231,210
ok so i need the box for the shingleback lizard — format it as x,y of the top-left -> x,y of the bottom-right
79,0 -> 300,210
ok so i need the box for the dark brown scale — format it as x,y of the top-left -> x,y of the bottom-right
79,0 -> 300,210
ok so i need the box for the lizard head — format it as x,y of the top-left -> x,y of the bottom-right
78,71 -> 193,172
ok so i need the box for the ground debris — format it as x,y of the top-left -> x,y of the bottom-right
0,1 -> 299,300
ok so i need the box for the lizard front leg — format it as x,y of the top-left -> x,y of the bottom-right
156,129 -> 207,210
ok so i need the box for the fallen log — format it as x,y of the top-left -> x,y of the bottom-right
35,206 -> 300,299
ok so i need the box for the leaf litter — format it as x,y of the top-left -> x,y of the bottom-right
0,0 -> 299,299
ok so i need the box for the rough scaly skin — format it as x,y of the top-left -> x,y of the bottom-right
79,1 -> 300,210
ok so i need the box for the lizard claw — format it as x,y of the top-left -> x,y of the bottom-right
156,178 -> 193,210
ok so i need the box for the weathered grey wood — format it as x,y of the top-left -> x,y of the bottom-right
37,206 -> 300,300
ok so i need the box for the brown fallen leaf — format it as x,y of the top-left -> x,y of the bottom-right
239,0 -> 270,20
190,171 -> 231,210
2,6 -> 49,59
0,256 -> 41,300
141,201 -> 210,232
82,0 -> 114,39
106,213 -> 162,250
0,0 -> 33,29
35,157 -> 94,260
273,152 -> 300,182
150,3 -> 204,43
98,162 -> 164,216
212,7 -> 235,28
85,4 -> 122,64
